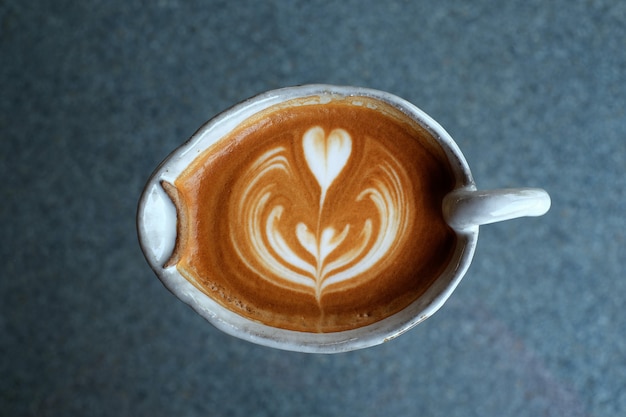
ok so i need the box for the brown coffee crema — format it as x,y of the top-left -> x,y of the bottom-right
162,96 -> 457,332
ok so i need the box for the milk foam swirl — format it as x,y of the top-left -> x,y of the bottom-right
230,126 -> 411,302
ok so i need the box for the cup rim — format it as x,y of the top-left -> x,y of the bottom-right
137,84 -> 479,353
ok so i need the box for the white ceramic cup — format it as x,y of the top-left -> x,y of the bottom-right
137,85 -> 550,353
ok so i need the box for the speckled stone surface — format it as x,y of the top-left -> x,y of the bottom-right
1,1 -> 625,416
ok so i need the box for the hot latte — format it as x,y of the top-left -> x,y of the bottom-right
162,96 -> 457,332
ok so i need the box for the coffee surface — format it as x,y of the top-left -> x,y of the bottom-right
164,97 -> 457,332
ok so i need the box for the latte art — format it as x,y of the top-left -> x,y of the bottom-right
164,98 -> 457,332
230,126 -> 411,302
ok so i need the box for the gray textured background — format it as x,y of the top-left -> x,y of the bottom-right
1,1 -> 625,416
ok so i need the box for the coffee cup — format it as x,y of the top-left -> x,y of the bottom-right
137,84 -> 550,353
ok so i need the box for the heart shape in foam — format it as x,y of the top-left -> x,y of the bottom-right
302,127 -> 352,201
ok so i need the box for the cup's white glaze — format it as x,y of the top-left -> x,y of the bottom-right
137,84 -> 550,353
443,188 -> 551,231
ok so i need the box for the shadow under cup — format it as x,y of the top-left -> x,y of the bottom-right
137,85 -> 480,353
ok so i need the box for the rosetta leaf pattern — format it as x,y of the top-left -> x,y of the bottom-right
231,127 -> 409,302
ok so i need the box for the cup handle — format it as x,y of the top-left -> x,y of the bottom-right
442,187 -> 551,231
